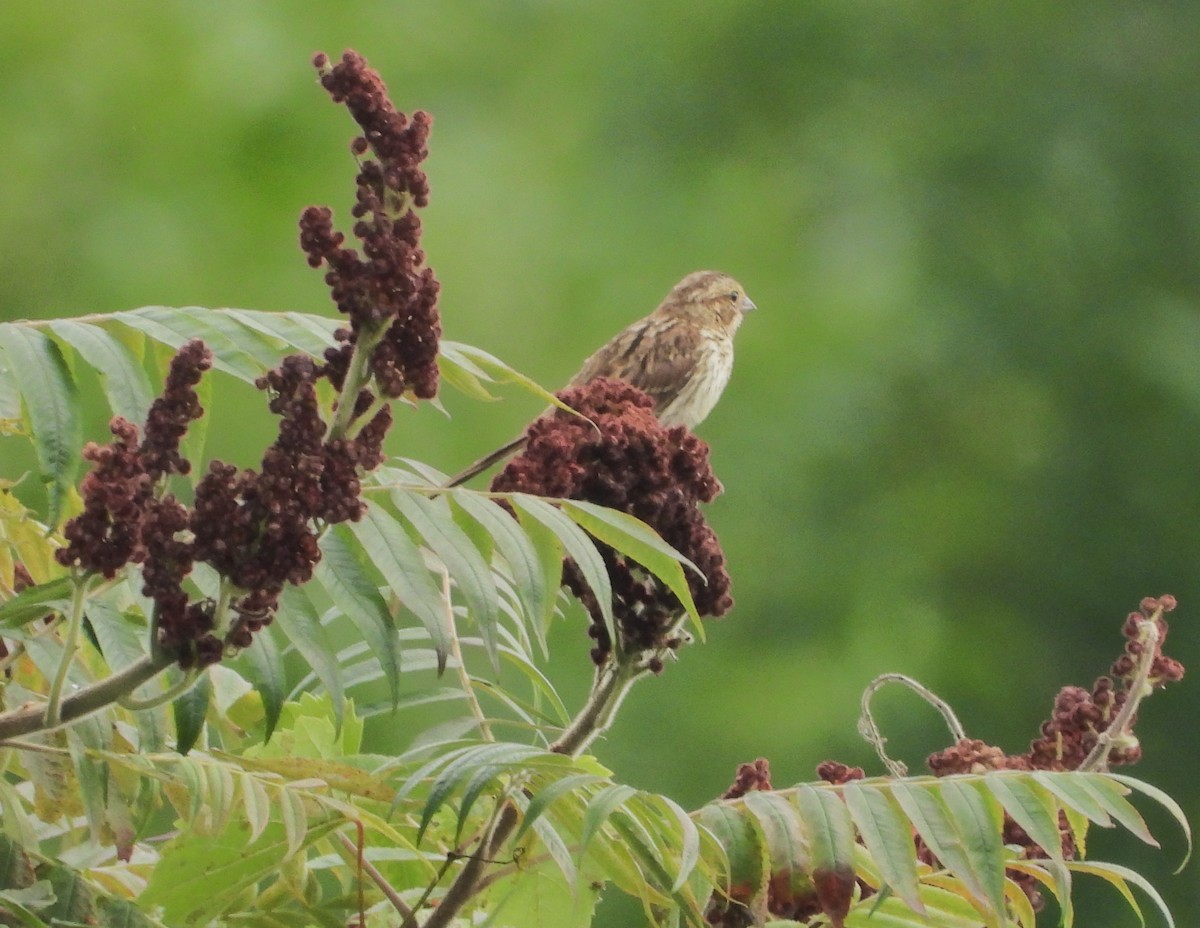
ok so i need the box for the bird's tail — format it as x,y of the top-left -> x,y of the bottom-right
444,435 -> 528,488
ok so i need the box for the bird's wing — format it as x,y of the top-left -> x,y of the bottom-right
570,315 -> 698,408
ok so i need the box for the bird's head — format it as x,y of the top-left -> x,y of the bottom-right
660,270 -> 757,333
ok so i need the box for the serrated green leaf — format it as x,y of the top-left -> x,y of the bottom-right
38,859 -> 96,925
139,818 -> 339,924
349,502 -> 451,674
450,490 -> 551,653
114,307 -> 266,382
439,340 -> 568,409
580,784 -> 638,858
392,489 -> 500,669
696,802 -> 765,904
48,320 -> 155,426
1075,773 -> 1156,847
418,742 -> 549,843
203,760 -> 236,836
529,813 -> 579,887
275,585 -> 345,732
983,772 -> 1066,863
172,672 -> 211,755
316,524 -> 402,710
652,795 -> 701,893
742,791 -> 812,902
280,787 -> 308,859
512,495 -> 613,649
456,744 -> 562,838
0,325 -> 80,526
607,802 -> 705,920
1031,771 -> 1112,827
0,576 -> 73,629
241,773 -> 271,842
561,499 -> 702,636
842,781 -> 924,916
173,757 -> 205,823
1070,859 -> 1176,928
938,778 -> 1007,922
213,308 -> 338,358
438,347 -> 499,401
516,773 -> 605,844
793,785 -> 858,926
1108,772 -> 1193,871
890,781 -> 996,924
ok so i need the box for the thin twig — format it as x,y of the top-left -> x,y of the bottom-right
858,673 -> 968,777
43,573 -> 93,727
117,668 -> 202,712
335,829 -> 418,928
440,567 -> 493,741
0,737 -> 73,755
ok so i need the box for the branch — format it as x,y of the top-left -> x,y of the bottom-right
0,650 -> 177,740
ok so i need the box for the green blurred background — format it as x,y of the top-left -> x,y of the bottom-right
2,3 -> 1197,924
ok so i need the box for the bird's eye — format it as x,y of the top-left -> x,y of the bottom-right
727,290 -> 740,303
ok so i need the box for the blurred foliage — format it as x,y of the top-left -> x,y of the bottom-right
1,3 -> 1196,924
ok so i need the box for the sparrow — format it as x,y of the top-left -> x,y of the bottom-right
446,270 -> 756,487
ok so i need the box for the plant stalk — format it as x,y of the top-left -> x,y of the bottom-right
42,573 -> 92,728
1,650 -> 176,739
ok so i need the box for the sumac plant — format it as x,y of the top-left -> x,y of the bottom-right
0,50 -> 1188,928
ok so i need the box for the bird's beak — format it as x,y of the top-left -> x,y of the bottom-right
740,294 -> 757,313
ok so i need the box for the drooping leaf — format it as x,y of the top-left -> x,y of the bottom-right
516,773 -> 606,844
349,502 -> 450,674
937,778 -> 1008,922
793,785 -> 858,926
0,325 -> 81,526
418,742 -> 552,843
279,786 -> 309,859
561,499 -> 701,634
579,784 -> 638,859
439,340 -> 570,410
983,771 -> 1067,863
512,495 -> 613,647
890,780 -> 997,924
392,488 -> 500,668
1068,860 -> 1176,928
48,319 -> 155,426
842,780 -> 925,916
742,791 -> 814,910
1107,772 -> 1193,870
234,623 -> 286,740
315,524 -> 402,710
275,585 -> 345,732
450,490 -> 551,651
1073,773 -> 1156,847
1032,771 -> 1111,827
240,773 -> 272,843
172,672 -> 212,755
